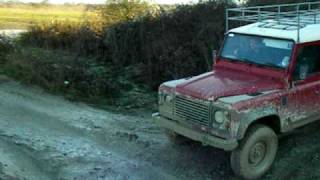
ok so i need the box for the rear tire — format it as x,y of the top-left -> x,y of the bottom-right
231,124 -> 278,180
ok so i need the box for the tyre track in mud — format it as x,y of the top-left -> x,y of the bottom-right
0,137 -> 51,180
0,77 -> 180,180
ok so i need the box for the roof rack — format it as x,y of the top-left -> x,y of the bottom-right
226,1 -> 320,42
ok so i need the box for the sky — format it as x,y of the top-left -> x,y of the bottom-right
14,0 -> 198,5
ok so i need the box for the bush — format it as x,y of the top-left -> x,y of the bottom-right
20,0 -> 155,57
3,46 -> 157,108
0,36 -> 14,63
101,0 -> 157,24
104,1 -> 233,89
20,21 -> 107,56
3,47 -> 120,99
20,1 -> 234,90
18,1 -> 233,95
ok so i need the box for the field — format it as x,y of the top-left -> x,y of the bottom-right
0,4 -> 92,29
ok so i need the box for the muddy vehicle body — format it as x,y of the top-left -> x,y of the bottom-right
153,2 -> 320,179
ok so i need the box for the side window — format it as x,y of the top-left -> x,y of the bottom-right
293,45 -> 320,80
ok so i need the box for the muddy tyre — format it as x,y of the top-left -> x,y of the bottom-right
231,124 -> 278,180
165,130 -> 192,145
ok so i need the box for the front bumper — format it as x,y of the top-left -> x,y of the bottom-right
152,113 -> 238,151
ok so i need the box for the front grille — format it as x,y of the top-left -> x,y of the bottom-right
175,96 -> 211,126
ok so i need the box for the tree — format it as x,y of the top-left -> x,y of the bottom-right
101,0 -> 151,25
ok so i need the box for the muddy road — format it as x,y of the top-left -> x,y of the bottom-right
0,76 -> 320,180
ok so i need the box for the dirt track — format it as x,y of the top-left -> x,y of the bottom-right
1,75 -> 320,180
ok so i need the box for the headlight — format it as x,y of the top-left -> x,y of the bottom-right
164,94 -> 173,103
214,111 -> 230,124
159,93 -> 174,105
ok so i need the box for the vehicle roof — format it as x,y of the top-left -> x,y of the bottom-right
229,19 -> 320,44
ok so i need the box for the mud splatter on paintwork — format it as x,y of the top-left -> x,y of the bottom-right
175,67 -> 284,101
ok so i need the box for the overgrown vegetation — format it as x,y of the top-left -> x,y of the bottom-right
0,39 -> 156,109
21,1 -> 232,90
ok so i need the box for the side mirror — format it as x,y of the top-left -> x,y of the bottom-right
212,50 -> 218,65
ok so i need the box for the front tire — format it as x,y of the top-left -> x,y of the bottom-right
231,124 -> 278,180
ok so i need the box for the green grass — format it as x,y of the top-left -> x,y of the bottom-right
0,4 -> 95,29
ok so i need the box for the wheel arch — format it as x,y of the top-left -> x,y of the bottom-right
248,115 -> 281,134
237,112 -> 282,139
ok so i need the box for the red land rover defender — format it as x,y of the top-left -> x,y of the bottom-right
153,2 -> 320,179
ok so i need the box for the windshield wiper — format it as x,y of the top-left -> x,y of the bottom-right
263,62 -> 283,69
237,58 -> 283,69
224,56 -> 284,69
237,57 -> 257,65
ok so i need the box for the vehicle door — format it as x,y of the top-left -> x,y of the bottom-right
286,43 -> 320,127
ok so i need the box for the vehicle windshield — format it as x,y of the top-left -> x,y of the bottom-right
220,33 -> 294,69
